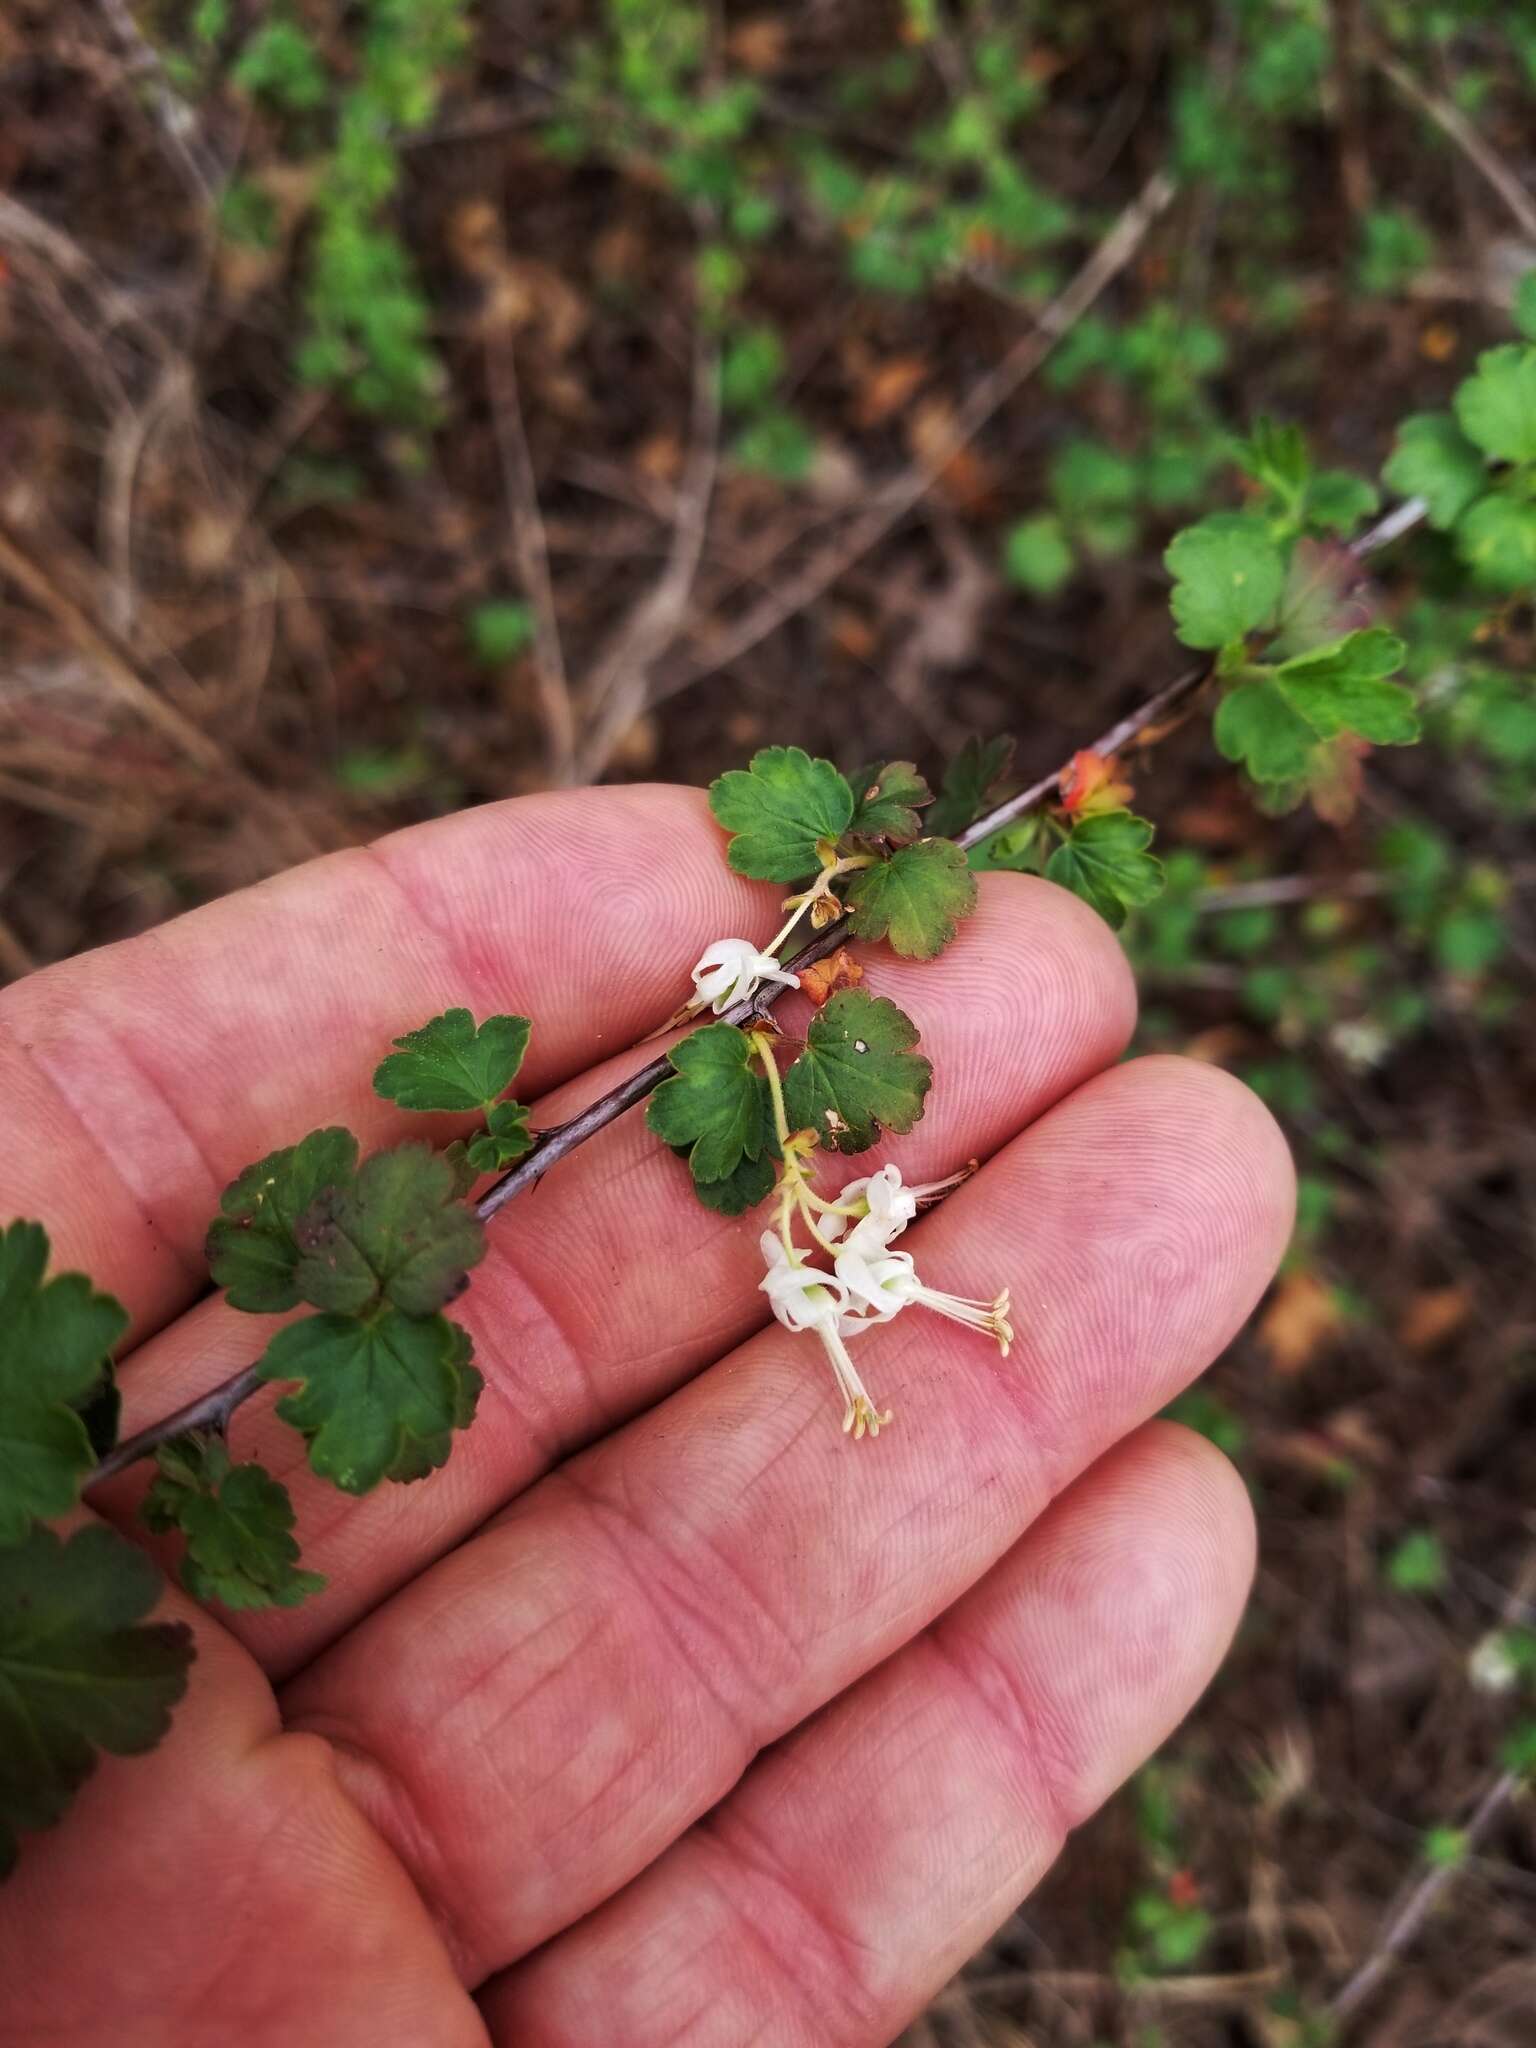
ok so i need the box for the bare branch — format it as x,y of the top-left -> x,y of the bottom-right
1372,45 -> 1536,245
484,317 -> 579,786
575,326 -> 721,783
654,169 -> 1178,704
92,0 -> 220,201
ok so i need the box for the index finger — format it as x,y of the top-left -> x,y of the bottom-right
0,786 -> 766,1340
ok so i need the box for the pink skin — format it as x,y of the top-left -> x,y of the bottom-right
0,786 -> 1293,2048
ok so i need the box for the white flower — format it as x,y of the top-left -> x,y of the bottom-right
759,1232 -> 847,1331
690,939 -> 800,1015
759,1234 -> 891,1439
836,1240 -> 1013,1354
822,1162 -> 968,1251
1468,1631 -> 1522,1695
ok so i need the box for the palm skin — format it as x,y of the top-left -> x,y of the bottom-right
0,786 -> 1292,2047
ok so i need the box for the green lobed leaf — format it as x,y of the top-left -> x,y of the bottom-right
680,1150 -> 778,1216
1003,512 -> 1075,596
1274,628 -> 1419,744
0,1523 -> 193,1880
708,746 -> 854,881
782,990 -> 932,1154
1233,415 -> 1309,507
142,1436 -> 326,1612
1165,513 -> 1286,651
968,818 -> 1041,874
927,734 -> 1016,838
0,1222 -> 129,1544
464,1099 -> 535,1174
646,1023 -> 777,1187
260,1310 -> 482,1494
1454,342 -> 1536,463
291,1142 -> 486,1318
1045,811 -> 1164,929
1302,470 -> 1378,534
1382,412 -> 1486,530
845,761 -> 931,845
1455,491 -> 1536,593
1517,271 -> 1536,344
373,1009 -> 532,1113
206,1127 -> 360,1313
844,838 -> 978,959
1213,677 -> 1319,784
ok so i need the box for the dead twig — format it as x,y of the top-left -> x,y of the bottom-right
92,0 -> 220,200
656,168 -> 1177,707
484,316 -> 579,787
1371,46 -> 1536,245
1329,1768 -> 1523,2024
575,324 -> 721,783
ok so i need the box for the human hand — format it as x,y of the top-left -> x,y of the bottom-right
0,785 -> 1293,2047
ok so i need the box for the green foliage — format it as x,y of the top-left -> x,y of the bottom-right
1214,630 -> 1417,789
1123,1890 -> 1213,1976
0,1222 -> 129,1543
844,839 -> 978,958
1384,413 -> 1487,529
142,1436 -> 326,1612
926,735 -> 1015,838
1047,812 -> 1164,929
464,1100 -> 535,1173
1422,1824 -> 1468,1869
205,1126 -> 360,1314
261,1308 -> 481,1494
210,1135 -> 483,1321
684,1151 -> 779,1216
646,1023 -> 778,1185
709,747 -> 854,881
1166,514 -> 1285,650
232,18 -> 329,113
0,1524 -> 193,1880
1455,343 -> 1536,463
279,1144 -> 486,1319
467,601 -> 536,666
782,990 -> 931,1153
373,1009 -> 532,1114
1356,206 -> 1433,296
1384,1528 -> 1448,1594
846,762 -> 931,846
1003,512 -> 1075,596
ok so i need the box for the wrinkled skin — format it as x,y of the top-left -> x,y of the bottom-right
0,786 -> 1292,2047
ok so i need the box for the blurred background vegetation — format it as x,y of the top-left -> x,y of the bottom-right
3,2 -> 1536,2041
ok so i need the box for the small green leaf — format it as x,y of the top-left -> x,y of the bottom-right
927,734 -> 1015,837
1383,412 -> 1487,529
0,1222 -> 129,1543
1302,470 -> 1378,533
1454,342 -> 1536,462
968,819 -> 1041,873
646,1023 -> 777,1186
0,1523 -> 194,1880
1516,270 -> 1536,344
1385,1528 -> 1447,1595
709,746 -> 854,881
845,762 -> 931,845
1046,811 -> 1164,929
373,1009 -> 532,1113
464,1099 -> 535,1173
206,1127 -> 360,1314
1455,491 -> 1536,592
1233,415 -> 1309,506
1214,677 -> 1319,784
467,599 -> 535,665
1003,512 -> 1075,596
260,1310 -> 482,1494
1165,513 -> 1286,650
142,1436 -> 326,1612
1274,627 -> 1420,744
783,990 -> 932,1154
683,1151 -> 778,1215
291,1143 -> 486,1318
844,839 -> 978,959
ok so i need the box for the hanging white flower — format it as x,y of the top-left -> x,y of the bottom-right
689,939 -> 800,1015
